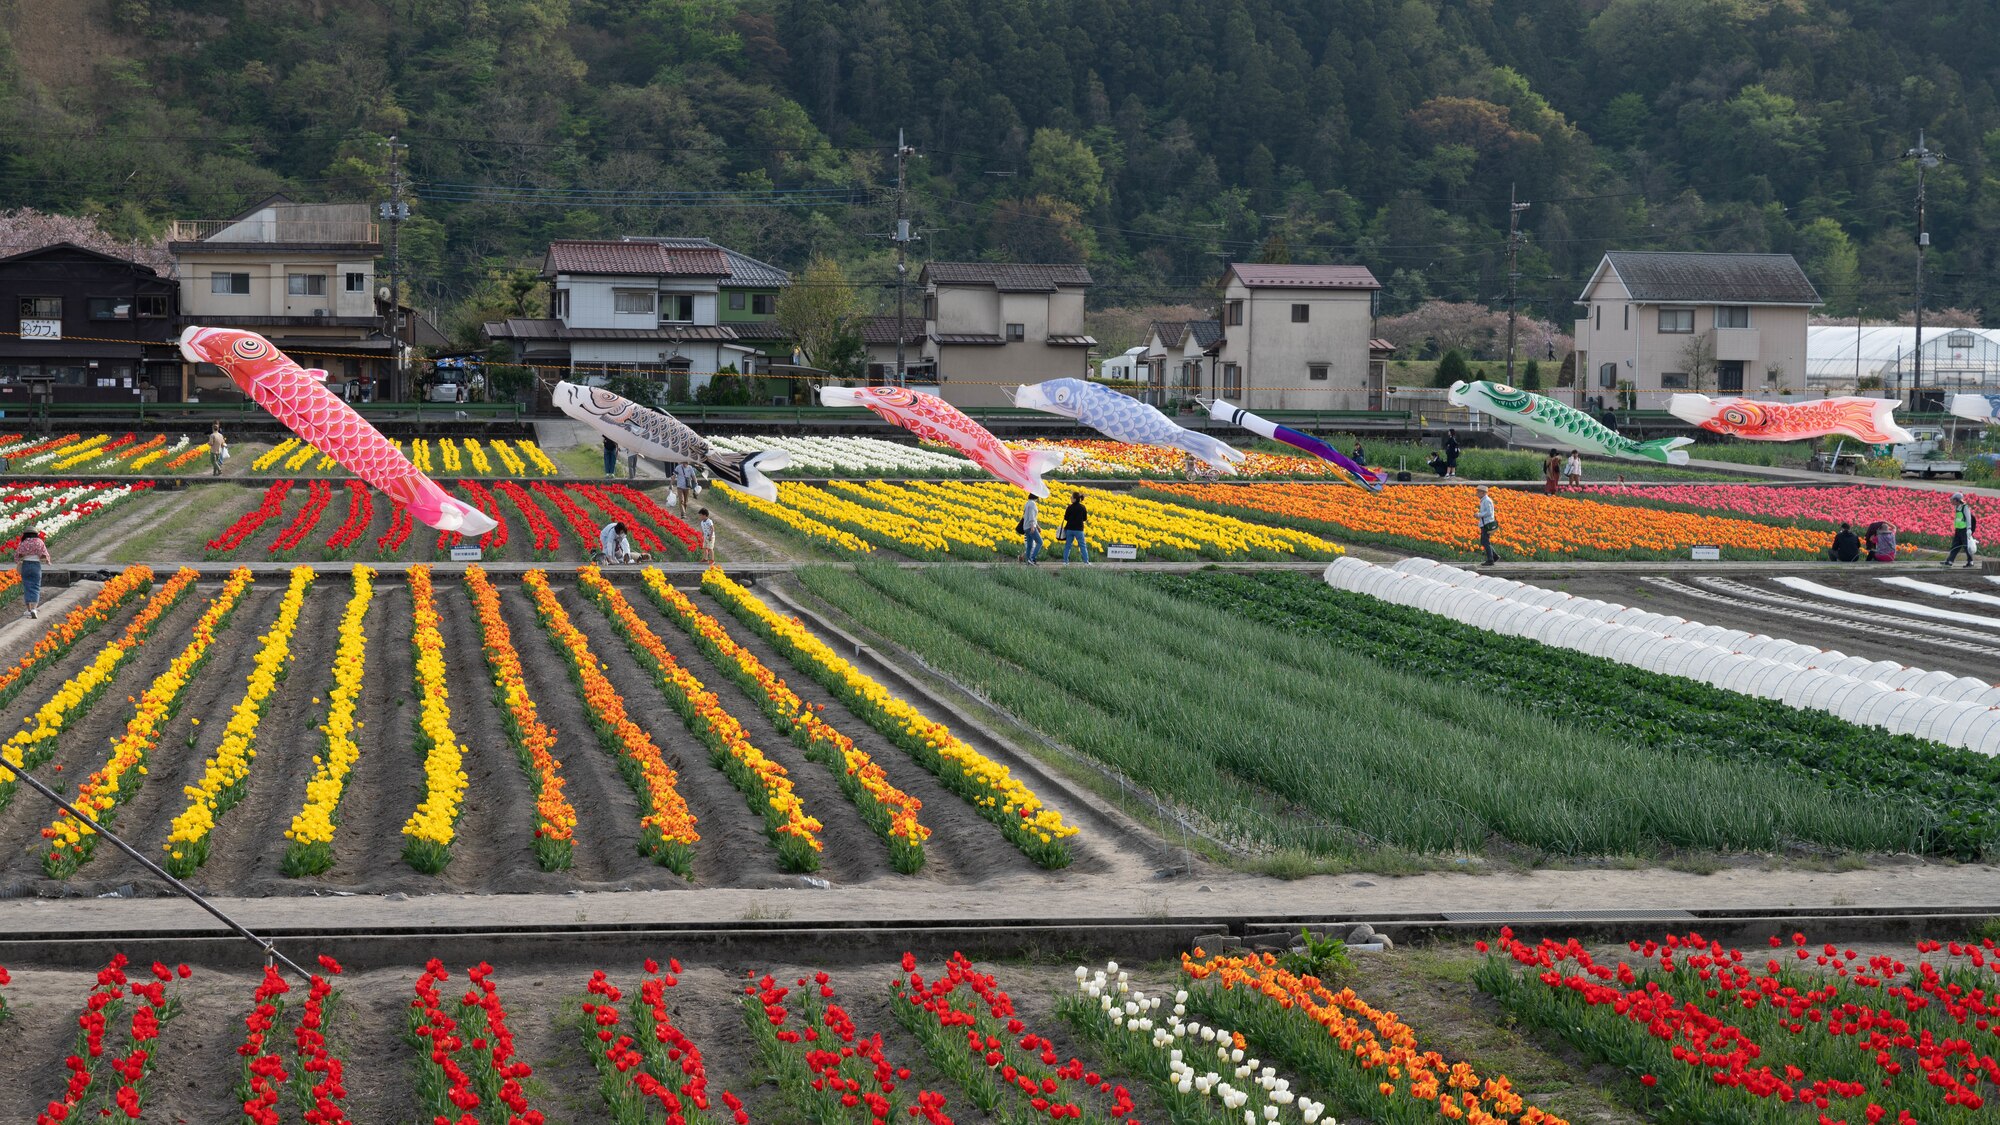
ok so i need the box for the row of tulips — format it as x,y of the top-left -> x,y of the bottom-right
606,484 -> 705,554
1148,481 -> 1826,560
410,960 -> 547,1125
0,479 -> 151,550
0,431 -> 83,468
377,503 -> 414,555
209,480 -> 293,555
401,566 -> 470,874
745,967 -> 948,1125
281,566 -> 376,877
1581,482 -> 2000,545
126,435 -> 191,473
576,483 -> 676,556
270,479 -> 336,557
165,567 -> 316,877
582,961 -> 741,1125
893,951 -> 1138,1125
713,483 -> 877,554
532,480 -> 612,551
578,567 -> 823,870
704,568 -> 1077,868
45,568 -> 255,876
639,568 -> 930,873
1476,929 -> 2000,1122
524,569 -> 700,875
49,433 -> 121,472
323,481 -> 374,556
1181,950 -> 1567,1125
237,956 -> 350,1125
0,564 -> 152,712
0,568 -> 188,811
464,565 -> 578,871
251,438 -> 302,472
1059,961 -> 1331,1125
497,481 -> 562,555
39,955 -> 190,1125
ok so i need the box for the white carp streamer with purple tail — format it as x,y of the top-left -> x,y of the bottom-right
1013,378 -> 1244,471
553,381 -> 791,501
1202,397 -> 1385,491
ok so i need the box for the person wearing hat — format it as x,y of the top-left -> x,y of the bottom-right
1475,485 -> 1498,565
1946,493 -> 1979,567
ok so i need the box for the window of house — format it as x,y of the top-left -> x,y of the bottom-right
1623,306 -> 1630,330
137,295 -> 168,318
553,289 -> 571,319
1598,362 -> 1618,388
752,293 -> 775,315
1291,303 -> 1310,323
1006,323 -> 1025,342
1660,371 -> 1690,389
18,296 -> 59,319
1594,305 -> 1600,330
1715,305 -> 1749,328
923,296 -> 937,320
614,289 -> 656,315
212,273 -> 250,295
287,273 -> 328,297
728,291 -> 746,311
87,298 -> 132,320
345,272 -> 368,293
1308,363 -> 1329,381
662,294 -> 696,322
1223,363 -> 1242,397
1225,300 -> 1244,326
1658,308 -> 1694,333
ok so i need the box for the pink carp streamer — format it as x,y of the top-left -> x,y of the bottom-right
177,327 -> 496,535
1667,393 -> 1914,444
821,385 -> 1062,496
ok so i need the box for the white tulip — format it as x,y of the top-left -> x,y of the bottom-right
1106,961 -> 1119,974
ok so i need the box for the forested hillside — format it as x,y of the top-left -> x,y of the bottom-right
2,0 -> 1996,334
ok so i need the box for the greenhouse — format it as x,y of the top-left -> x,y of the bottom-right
1806,325 -> 2000,393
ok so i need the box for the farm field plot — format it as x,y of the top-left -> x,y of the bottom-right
1577,483 -> 2000,549
244,434 -> 562,478
181,478 -> 704,562
716,480 -> 1341,562
1146,481 -> 1829,561
792,564 -> 1966,869
0,566 -> 1112,900
0,432 -> 212,475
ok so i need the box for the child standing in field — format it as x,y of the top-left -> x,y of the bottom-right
698,507 -> 716,564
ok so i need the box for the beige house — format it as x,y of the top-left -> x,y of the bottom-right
1206,263 -> 1385,410
169,195 -> 395,400
920,263 -> 1095,408
1572,251 -> 1821,410
859,315 -> 934,384
1141,319 -> 1221,404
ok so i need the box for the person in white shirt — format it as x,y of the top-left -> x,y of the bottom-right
599,521 -> 636,564
1021,495 -> 1041,563
698,508 -> 716,564
674,461 -> 700,519
1475,486 -> 1498,565
1563,451 -> 1583,488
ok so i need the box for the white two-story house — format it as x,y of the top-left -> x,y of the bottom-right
920,262 -> 1096,408
1205,263 -> 1386,410
1572,251 -> 1821,410
486,239 -> 748,393
1142,319 -> 1221,403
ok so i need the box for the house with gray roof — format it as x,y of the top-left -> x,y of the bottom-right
1205,263 -> 1386,410
1573,251 -> 1822,410
1141,319 -> 1223,404
919,262 -> 1096,407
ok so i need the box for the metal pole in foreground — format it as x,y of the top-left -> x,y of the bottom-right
8,765 -> 312,980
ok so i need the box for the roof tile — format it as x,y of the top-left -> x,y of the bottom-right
544,240 -> 730,277
1227,263 -> 1379,289
923,262 -> 1092,290
1600,251 -> 1821,305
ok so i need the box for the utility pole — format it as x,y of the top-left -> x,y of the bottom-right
380,135 -> 409,400
1906,131 -> 1940,404
892,129 -> 917,387
1504,185 -> 1530,384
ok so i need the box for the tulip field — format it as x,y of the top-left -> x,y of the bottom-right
0,565 -> 1098,899
246,434 -> 562,477
1579,483 -> 2000,547
0,432 -> 213,474
1148,481 -> 1830,560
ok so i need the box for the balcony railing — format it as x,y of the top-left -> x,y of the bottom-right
167,218 -> 381,245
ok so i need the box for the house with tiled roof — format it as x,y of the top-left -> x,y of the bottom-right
485,237 -> 776,397
1141,319 -> 1222,403
1205,263 -> 1386,410
859,315 -> 934,384
919,262 -> 1095,407
1573,251 -> 1821,410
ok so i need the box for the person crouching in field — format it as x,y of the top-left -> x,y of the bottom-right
1828,522 -> 1862,562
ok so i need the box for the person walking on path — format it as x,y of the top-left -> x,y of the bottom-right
1475,485 -> 1499,565
1946,493 -> 1979,567
674,461 -> 699,520
1020,494 -> 1042,563
602,435 -> 619,477
1443,431 -> 1461,478
698,507 -> 716,564
207,424 -> 227,475
1542,450 -> 1562,495
1060,491 -> 1091,564
1563,450 -> 1583,489
16,528 -> 49,619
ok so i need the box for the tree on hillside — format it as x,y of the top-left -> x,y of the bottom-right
774,255 -> 863,371
1380,301 -> 1508,359
0,209 -> 171,273
1435,349 -> 1471,388
1520,359 -> 1541,391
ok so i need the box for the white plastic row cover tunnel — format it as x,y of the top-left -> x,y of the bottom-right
1321,557 -> 2000,754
